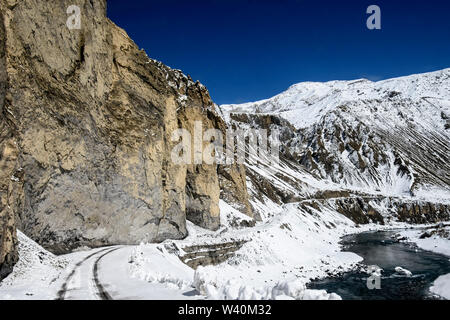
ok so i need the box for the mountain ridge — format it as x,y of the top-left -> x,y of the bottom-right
222,67 -> 450,119
220,67 -> 450,200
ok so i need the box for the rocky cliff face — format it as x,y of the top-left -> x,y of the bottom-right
0,6 -> 18,279
0,0 -> 251,263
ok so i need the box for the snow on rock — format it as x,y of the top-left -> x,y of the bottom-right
399,226 -> 450,257
0,231 -> 68,299
394,267 -> 413,277
219,200 -> 255,229
2,68 -> 450,300
174,199 -> 367,298
430,273 -> 450,299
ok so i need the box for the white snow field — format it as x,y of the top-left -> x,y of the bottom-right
0,200 -> 363,300
3,203 -> 449,300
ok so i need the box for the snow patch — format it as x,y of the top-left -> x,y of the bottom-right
128,243 -> 193,291
430,273 -> 450,299
394,266 -> 412,277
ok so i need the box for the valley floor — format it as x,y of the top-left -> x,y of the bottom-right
1,201 -> 449,300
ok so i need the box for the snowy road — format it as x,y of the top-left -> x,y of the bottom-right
55,245 -> 197,300
2,223 -> 449,300
57,246 -> 122,300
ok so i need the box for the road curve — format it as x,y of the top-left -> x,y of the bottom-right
56,246 -> 120,300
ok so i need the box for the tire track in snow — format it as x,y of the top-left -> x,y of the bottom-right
92,247 -> 121,300
56,247 -> 114,300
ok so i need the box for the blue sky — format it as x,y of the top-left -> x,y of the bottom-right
107,0 -> 450,105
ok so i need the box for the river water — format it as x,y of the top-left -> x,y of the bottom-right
308,230 -> 450,299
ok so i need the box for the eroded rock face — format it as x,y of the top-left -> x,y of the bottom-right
0,7 -> 18,280
0,122 -> 19,280
298,197 -> 450,226
0,0 -> 251,255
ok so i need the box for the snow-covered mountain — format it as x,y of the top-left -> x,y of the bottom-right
222,69 -> 450,129
221,69 -> 450,210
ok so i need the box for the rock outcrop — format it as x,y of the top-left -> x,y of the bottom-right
179,240 -> 248,269
298,197 -> 450,225
0,0 -> 251,260
0,117 -> 19,280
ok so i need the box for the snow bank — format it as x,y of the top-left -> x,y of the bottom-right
0,231 -> 68,299
430,274 -> 450,299
193,266 -> 341,300
394,267 -> 412,277
128,243 -> 194,290
399,227 -> 450,257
